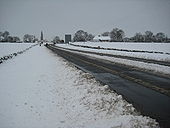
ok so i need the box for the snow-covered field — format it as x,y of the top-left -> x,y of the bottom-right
68,42 -> 170,62
72,42 -> 170,53
0,43 -> 34,58
0,44 -> 159,128
55,42 -> 170,75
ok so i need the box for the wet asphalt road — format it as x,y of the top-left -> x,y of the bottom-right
46,44 -> 170,128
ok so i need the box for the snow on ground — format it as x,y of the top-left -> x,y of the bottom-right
55,44 -> 170,75
0,45 -> 159,128
0,43 -> 34,58
72,42 -> 170,53
67,42 -> 170,62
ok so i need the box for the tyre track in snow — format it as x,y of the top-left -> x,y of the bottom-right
46,44 -> 170,128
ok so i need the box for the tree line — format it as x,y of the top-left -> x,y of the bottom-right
69,28 -> 170,43
1,29 -> 170,43
0,31 -> 20,43
0,31 -> 38,43
131,31 -> 169,42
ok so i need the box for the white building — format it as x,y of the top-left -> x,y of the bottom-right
93,35 -> 111,42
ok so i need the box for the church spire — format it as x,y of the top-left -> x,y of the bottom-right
40,31 -> 43,42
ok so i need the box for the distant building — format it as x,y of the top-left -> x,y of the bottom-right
93,35 -> 111,42
65,34 -> 71,43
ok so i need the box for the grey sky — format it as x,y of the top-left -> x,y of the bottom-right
0,0 -> 170,40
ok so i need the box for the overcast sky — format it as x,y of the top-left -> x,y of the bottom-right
0,0 -> 170,40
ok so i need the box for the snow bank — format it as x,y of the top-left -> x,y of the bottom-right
0,45 -> 159,128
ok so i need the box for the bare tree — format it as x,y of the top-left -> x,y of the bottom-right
144,31 -> 153,42
155,32 -> 166,42
0,32 -> 3,41
86,34 -> 94,41
133,33 -> 144,42
53,36 -> 60,44
73,30 -> 88,42
23,34 -> 35,43
2,31 -> 10,42
73,30 -> 94,42
101,32 -> 110,36
110,28 -> 125,42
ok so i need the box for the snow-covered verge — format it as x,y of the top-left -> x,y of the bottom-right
0,45 -> 159,128
67,42 -> 170,62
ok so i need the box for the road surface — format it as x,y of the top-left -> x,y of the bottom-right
46,44 -> 170,128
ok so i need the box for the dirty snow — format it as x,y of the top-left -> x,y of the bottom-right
0,44 -> 159,128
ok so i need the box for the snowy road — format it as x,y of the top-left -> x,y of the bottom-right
0,45 -> 159,128
46,44 -> 170,128
55,44 -> 170,67
55,43 -> 170,76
